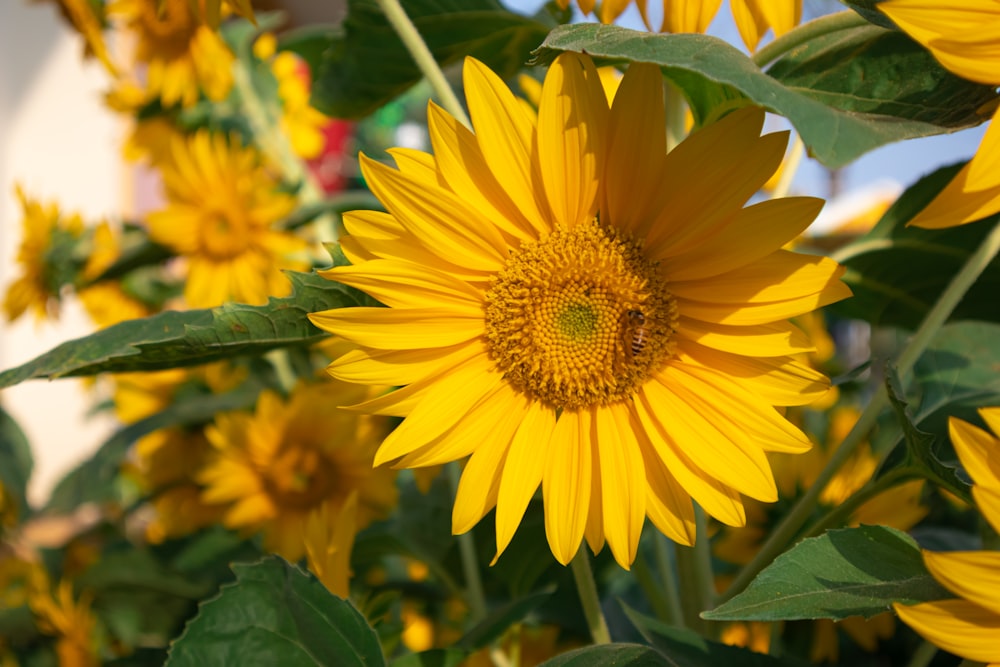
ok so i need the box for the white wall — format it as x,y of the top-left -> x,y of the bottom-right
0,1 -> 123,505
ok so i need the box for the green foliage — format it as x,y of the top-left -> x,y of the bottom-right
702,526 -> 951,622
0,271 -> 367,387
532,23 -> 996,168
311,0 -> 551,118
166,556 -> 385,667
0,405 -> 32,525
538,644 -> 672,666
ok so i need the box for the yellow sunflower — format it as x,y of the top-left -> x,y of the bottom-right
187,0 -> 256,28
146,130 -> 309,308
198,380 -> 398,561
78,222 -> 153,328
303,493 -> 358,598
879,0 -> 1000,228
3,185 -> 85,324
29,578 -> 100,667
893,408 -> 1000,665
46,0 -> 118,75
111,0 -> 234,108
555,0 -> 801,50
309,54 -> 849,569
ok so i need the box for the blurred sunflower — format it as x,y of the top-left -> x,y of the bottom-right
188,0 -> 256,27
46,0 -> 117,75
303,493 -> 358,598
198,381 -> 398,561
879,0 -> 1000,228
3,185 -> 85,324
146,130 -> 309,308
894,408 -> 1000,664
29,578 -> 100,667
78,222 -> 153,328
310,54 -> 849,569
555,0 -> 801,51
111,0 -> 234,108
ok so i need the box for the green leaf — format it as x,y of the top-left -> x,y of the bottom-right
767,24 -> 997,128
0,405 -> 32,524
0,271 -> 367,388
79,548 -> 213,599
702,526 -> 951,622
532,24 -> 996,168
538,644 -> 671,667
829,164 -> 1000,329
166,556 -> 385,667
45,381 -> 261,512
455,586 -> 555,651
311,0 -> 550,118
620,602 -> 804,667
840,0 -> 898,30
390,649 -> 466,667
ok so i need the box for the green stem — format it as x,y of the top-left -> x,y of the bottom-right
674,506 -> 715,634
446,462 -> 487,621
653,533 -> 685,626
374,0 -> 470,128
632,550 -> 675,624
905,641 -> 938,667
722,217 -> 1000,603
803,468 -> 914,538
570,546 -> 612,644
752,10 -> 870,69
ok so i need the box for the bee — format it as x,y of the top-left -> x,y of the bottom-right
622,309 -> 648,357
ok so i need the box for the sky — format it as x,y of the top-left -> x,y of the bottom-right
500,0 -> 988,216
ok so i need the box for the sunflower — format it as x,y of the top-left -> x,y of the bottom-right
111,0 -> 234,108
303,493 -> 358,598
555,0 -> 801,51
78,222 -> 153,328
198,380 -> 398,561
893,408 -> 1000,665
3,185 -> 85,324
188,0 -> 256,28
146,130 -> 309,308
28,578 -> 100,667
879,0 -> 1000,228
309,54 -> 849,569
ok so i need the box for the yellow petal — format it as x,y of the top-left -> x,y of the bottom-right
494,402 -> 557,558
537,52 -> 608,228
320,260 -> 484,310
543,410 -> 592,565
677,318 -> 814,357
637,429 -> 697,545
923,550 -> 1000,617
308,307 -> 484,350
595,403 -> 647,569
949,415 -> 1000,492
328,342 -> 477,386
661,0 -> 724,33
894,598 -> 1000,664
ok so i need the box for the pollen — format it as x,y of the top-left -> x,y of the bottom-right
484,219 -> 678,409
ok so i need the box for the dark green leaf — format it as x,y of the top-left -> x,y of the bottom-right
539,644 -> 671,667
312,0 -> 549,118
840,0 -> 899,30
79,548 -> 212,599
455,586 -> 555,651
390,649 -> 466,667
45,382 -> 261,512
620,602 -> 804,667
0,405 -> 32,524
0,271 -> 366,388
279,24 -> 344,77
166,556 -> 385,667
767,24 -> 997,127
702,526 -> 951,622
533,24 -> 995,168
829,164 -> 1000,329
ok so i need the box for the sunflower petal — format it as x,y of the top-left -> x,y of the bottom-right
543,410 -> 592,565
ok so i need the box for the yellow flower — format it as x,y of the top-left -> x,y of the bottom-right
304,493 -> 358,598
146,130 -> 308,308
78,223 -> 153,328
309,54 -> 849,569
894,408 -> 1000,665
46,0 -> 118,75
188,0 -> 256,28
198,381 -> 398,561
555,0 -> 801,51
111,0 -> 234,108
29,578 -> 100,667
879,0 -> 1000,228
272,51 -> 331,159
3,185 -> 85,324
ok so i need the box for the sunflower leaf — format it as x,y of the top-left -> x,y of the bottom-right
390,649 -> 467,667
311,0 -> 550,118
166,556 -> 385,667
0,405 -> 32,525
0,271 -> 367,387
701,525 -> 951,622
533,23 -> 997,168
829,164 -> 1000,329
537,644 -> 672,667
455,586 -> 556,651
619,601 -> 806,667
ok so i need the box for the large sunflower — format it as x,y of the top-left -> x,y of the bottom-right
309,54 -> 849,569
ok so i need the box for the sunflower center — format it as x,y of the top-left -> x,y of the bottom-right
199,208 -> 251,258
262,446 -> 335,510
484,219 -> 678,409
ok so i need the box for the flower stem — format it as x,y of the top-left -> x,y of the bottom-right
752,10 -> 870,69
374,0 -> 471,128
722,217 -> 1000,603
674,505 -> 715,634
653,533 -> 685,626
632,549 -> 675,624
570,546 -> 611,644
906,641 -> 938,667
446,462 -> 487,621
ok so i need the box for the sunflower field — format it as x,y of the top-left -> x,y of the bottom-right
1,0 -> 999,665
